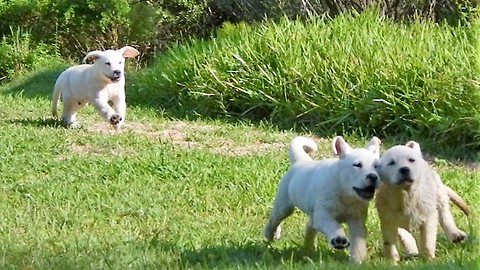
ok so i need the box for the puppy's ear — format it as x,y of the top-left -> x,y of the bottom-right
405,141 -> 421,154
332,136 -> 352,158
365,136 -> 381,157
118,46 -> 140,58
83,51 -> 103,64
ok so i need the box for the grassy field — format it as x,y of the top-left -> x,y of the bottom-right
0,64 -> 478,269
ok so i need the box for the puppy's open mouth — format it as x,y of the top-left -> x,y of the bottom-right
353,186 -> 376,200
108,76 -> 121,83
398,177 -> 414,185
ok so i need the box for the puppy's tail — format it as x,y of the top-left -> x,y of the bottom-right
446,185 -> 470,216
289,136 -> 317,164
51,84 -> 61,118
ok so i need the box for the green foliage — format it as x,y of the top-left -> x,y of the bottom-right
0,28 -> 58,81
210,0 -> 479,24
137,10 -> 480,149
0,0 -> 212,62
1,0 -> 475,67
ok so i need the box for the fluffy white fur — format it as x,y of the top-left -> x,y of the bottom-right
264,136 -> 381,263
396,172 -> 469,257
52,46 -> 139,129
376,141 -> 468,263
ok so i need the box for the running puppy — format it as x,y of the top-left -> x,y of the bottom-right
264,136 -> 381,263
376,141 -> 468,263
396,174 -> 469,258
52,46 -> 139,129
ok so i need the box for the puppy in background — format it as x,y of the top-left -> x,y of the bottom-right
52,46 -> 139,129
264,136 -> 381,263
376,141 -> 469,263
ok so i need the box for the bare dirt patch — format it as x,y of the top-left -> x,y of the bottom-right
65,142 -> 127,157
85,120 -> 289,156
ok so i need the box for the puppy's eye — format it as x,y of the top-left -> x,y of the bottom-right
374,163 -> 380,169
408,158 -> 415,163
353,162 -> 362,168
388,160 -> 395,166
105,62 -> 111,66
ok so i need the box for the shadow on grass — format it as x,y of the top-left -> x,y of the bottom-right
177,241 -> 348,268
0,66 -> 65,99
8,117 -> 62,128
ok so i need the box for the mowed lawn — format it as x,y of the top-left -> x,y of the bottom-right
0,68 -> 478,269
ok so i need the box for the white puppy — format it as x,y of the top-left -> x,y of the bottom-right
264,136 -> 381,263
376,141 -> 468,263
52,46 -> 139,129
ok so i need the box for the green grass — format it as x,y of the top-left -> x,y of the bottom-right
0,63 -> 479,269
0,9 -> 479,269
134,9 -> 480,151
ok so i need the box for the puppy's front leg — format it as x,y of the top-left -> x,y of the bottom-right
397,228 -> 418,257
313,209 -> 349,250
111,92 -> 126,129
381,224 -> 400,263
91,94 -> 121,127
347,219 -> 367,263
419,217 -> 437,260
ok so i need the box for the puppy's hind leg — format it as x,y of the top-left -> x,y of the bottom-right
304,217 -> 317,253
264,176 -> 294,241
263,201 -> 294,242
62,99 -> 86,128
438,187 -> 468,243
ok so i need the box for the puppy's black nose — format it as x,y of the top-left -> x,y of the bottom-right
366,173 -> 378,186
399,167 -> 410,175
113,70 -> 122,76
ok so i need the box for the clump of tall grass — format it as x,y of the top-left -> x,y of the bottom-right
136,9 -> 480,149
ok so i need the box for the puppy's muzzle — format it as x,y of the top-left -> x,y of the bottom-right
353,173 -> 378,200
398,166 -> 413,184
366,173 -> 378,187
108,70 -> 122,82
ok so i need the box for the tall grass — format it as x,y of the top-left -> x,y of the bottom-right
135,9 -> 480,150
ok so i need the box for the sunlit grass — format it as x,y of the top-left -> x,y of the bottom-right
0,84 -> 478,269
135,9 -> 480,151
0,8 -> 478,269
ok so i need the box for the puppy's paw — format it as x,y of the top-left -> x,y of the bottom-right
330,236 -> 350,249
264,225 -> 281,241
109,114 -> 123,125
65,120 -> 80,128
273,227 -> 281,240
447,230 -> 468,243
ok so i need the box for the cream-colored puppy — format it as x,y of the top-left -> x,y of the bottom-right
376,141 -> 468,263
395,174 -> 468,257
52,46 -> 139,129
264,136 -> 381,263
